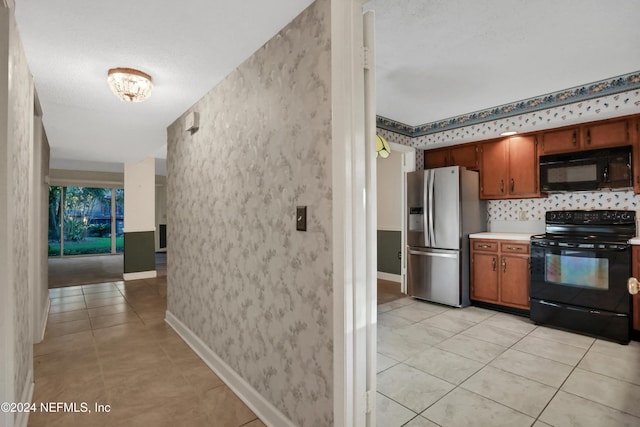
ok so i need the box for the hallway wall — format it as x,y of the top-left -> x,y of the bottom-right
166,0 -> 332,425
0,6 -> 37,426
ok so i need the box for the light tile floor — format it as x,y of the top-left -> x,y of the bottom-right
29,278 -> 265,427
377,297 -> 640,427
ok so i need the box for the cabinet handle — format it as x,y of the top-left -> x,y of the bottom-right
510,178 -> 514,192
506,246 -> 522,251
587,129 -> 591,145
478,244 -> 491,249
500,179 -> 504,193
492,257 -> 496,271
572,130 -> 577,146
502,257 -> 507,273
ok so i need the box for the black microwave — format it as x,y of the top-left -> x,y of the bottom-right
539,146 -> 632,192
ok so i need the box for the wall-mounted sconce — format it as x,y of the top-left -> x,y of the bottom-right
376,134 -> 391,158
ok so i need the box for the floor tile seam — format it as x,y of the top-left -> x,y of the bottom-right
440,386 -> 537,421
399,360 -> 473,389
475,318 -> 537,336
46,311 -> 90,325
405,344 -> 489,373
457,329 -> 522,348
457,380 -> 552,419
399,414 -> 443,427
559,388 -> 640,420
527,330 -> 595,351
467,361 -> 562,393
531,339 -> 597,424
376,390 -> 421,417
237,417 -> 262,427
506,325 -> 587,366
570,365 -> 640,389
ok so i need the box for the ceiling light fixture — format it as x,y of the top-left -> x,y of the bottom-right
500,131 -> 517,136
107,67 -> 153,102
376,134 -> 391,158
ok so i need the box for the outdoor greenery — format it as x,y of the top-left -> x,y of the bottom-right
48,237 -> 124,256
48,186 -> 124,256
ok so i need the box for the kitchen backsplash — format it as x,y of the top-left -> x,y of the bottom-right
487,190 -> 640,225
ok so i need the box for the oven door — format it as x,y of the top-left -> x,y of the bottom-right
530,239 -> 631,314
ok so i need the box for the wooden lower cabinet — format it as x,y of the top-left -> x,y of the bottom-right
633,246 -> 640,331
471,239 -> 530,310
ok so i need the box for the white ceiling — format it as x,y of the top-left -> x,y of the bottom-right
368,0 -> 640,126
13,0 -> 640,167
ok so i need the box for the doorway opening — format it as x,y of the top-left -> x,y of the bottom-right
376,141 -> 416,305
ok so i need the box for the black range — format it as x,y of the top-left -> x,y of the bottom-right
530,210 -> 635,343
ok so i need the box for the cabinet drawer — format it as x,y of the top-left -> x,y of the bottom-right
472,240 -> 498,252
500,242 -> 529,254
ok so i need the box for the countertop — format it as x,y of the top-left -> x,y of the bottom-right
469,232 -> 537,241
630,238 -> 640,245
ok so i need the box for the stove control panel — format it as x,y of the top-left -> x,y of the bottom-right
546,210 -> 635,225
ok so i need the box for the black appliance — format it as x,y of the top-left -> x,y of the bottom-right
530,210 -> 635,343
539,146 -> 632,192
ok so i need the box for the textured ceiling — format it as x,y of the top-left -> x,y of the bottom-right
12,0 -> 640,167
367,0 -> 640,126
14,0 -> 314,165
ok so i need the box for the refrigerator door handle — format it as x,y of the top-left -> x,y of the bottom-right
428,170 -> 435,247
423,170 -> 430,246
408,249 -> 458,259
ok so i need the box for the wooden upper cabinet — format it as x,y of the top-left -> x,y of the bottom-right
633,118 -> 640,194
450,144 -> 478,170
584,119 -> 629,149
508,136 -> 538,196
539,119 -> 630,155
480,139 -> 508,198
424,147 -> 449,169
539,128 -> 579,155
480,136 -> 539,199
424,143 -> 479,170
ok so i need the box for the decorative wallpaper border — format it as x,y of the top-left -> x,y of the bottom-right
377,70 -> 640,137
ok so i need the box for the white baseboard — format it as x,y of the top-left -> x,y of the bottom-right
36,296 -> 50,343
15,369 -> 33,427
122,270 -> 157,281
377,272 -> 401,283
165,311 -> 294,427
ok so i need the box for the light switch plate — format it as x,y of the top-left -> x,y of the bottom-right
296,206 -> 307,231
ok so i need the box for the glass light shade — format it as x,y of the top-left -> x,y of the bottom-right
107,68 -> 153,102
376,134 -> 391,158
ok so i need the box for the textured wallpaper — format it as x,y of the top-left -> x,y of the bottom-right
487,190 -> 640,223
166,0 -> 333,425
8,12 -> 33,404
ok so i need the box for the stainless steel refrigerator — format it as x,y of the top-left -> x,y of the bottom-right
406,166 -> 485,307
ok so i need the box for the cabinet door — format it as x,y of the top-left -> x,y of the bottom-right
634,119 -> 640,194
508,136 -> 538,197
471,253 -> 499,302
450,144 -> 478,170
424,148 -> 449,169
500,255 -> 530,309
480,140 -> 507,198
633,246 -> 640,331
584,120 -> 629,149
539,128 -> 579,155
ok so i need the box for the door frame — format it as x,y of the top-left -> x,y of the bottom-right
383,142 -> 415,293
331,1 -> 376,425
